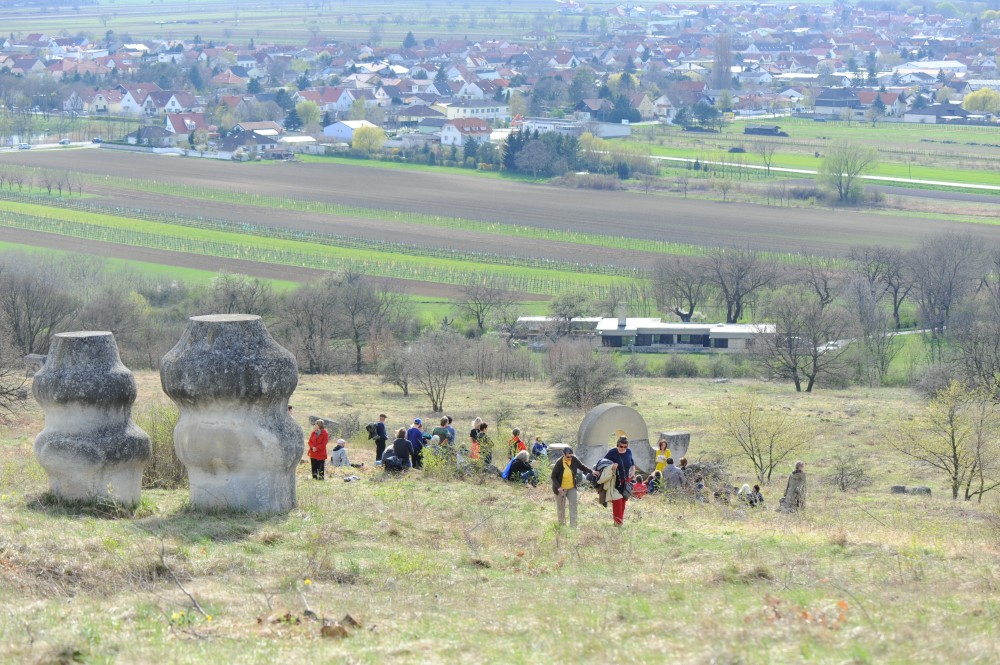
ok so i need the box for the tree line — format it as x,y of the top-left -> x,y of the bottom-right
1,230 -> 999,408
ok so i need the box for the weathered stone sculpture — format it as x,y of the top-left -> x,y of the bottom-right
576,403 -> 654,473
160,314 -> 302,513
33,331 -> 150,506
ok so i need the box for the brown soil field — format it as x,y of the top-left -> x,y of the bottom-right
3,148 -> 1000,296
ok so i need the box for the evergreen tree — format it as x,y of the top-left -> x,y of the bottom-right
188,66 -> 203,91
274,88 -> 294,111
434,66 -> 448,85
321,110 -> 333,127
247,77 -> 261,94
463,137 -> 480,163
403,31 -> 417,49
283,106 -> 303,131
296,72 -> 311,90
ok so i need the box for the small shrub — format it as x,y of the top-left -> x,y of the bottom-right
136,403 -> 186,490
826,453 -> 871,492
338,412 -> 362,440
661,355 -> 700,378
788,186 -> 823,200
551,352 -> 631,409
623,354 -> 649,377
421,443 -> 458,481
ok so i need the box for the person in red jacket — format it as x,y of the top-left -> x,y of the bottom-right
308,420 -> 329,480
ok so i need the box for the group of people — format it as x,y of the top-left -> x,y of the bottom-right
299,407 -> 808,523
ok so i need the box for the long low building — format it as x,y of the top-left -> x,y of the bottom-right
596,317 -> 773,351
514,316 -> 773,352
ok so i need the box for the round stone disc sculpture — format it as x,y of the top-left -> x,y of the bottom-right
576,402 -> 655,474
33,331 -> 151,506
160,314 -> 302,513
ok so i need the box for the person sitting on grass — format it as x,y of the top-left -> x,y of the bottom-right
646,470 -> 664,495
330,439 -> 364,469
631,474 -> 648,499
531,435 -> 548,459
506,450 -> 538,487
381,428 -> 411,473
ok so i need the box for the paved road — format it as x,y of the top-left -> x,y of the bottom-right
653,155 -> 1000,193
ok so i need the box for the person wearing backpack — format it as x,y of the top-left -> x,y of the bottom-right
374,413 -> 388,465
550,447 -> 593,528
507,428 -> 527,460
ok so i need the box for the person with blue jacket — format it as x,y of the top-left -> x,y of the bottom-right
603,435 -> 635,526
406,419 -> 424,469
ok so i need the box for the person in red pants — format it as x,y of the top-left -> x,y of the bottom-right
603,435 -> 635,526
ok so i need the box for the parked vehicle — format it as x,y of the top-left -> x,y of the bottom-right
17,143 -> 30,150
58,138 -> 71,145
91,137 -> 102,144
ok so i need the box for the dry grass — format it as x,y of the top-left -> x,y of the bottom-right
1,374 -> 998,663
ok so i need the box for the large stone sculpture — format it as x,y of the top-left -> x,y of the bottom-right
160,314 -> 302,513
576,403 -> 655,473
33,331 -> 150,506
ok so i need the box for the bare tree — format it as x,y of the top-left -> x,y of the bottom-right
800,254 -> 842,311
410,330 -> 466,412
0,264 -> 76,355
707,245 -> 777,324
716,390 -> 810,484
379,344 -> 413,396
0,337 -> 26,418
276,276 -> 340,374
335,272 -> 409,373
651,257 -> 710,322
818,140 -> 879,203
893,381 -> 1000,501
752,287 -> 852,392
455,274 -> 515,336
752,139 -> 777,176
909,232 -> 985,351
202,272 -> 274,317
845,279 -> 899,387
951,297 -> 1000,398
549,290 -> 592,337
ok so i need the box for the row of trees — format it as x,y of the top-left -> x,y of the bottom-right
1,230 -> 999,409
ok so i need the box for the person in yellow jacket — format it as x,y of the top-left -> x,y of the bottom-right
654,438 -> 671,474
550,447 -> 593,528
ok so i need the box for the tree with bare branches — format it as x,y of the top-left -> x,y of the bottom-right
707,245 -> 777,323
652,257 -> 710,322
455,274 -> 516,336
752,287 -> 851,392
752,139 -> 777,176
893,381 -> 1000,501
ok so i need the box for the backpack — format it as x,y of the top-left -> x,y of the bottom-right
501,458 -> 515,480
365,422 -> 378,440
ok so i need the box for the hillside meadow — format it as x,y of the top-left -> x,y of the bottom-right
1,373 -> 998,664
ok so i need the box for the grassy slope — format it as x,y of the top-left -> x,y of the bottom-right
1,374 -> 998,663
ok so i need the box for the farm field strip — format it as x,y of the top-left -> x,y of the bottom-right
0,200 -> 630,296
83,173 -> 830,264
0,193 -> 643,279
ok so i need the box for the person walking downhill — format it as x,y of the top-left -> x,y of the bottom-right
603,435 -> 635,526
551,447 -> 593,528
307,419 -> 329,480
